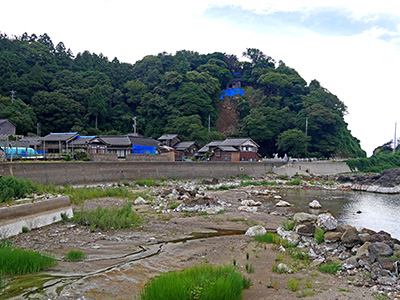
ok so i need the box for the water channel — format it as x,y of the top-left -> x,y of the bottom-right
280,189 -> 400,240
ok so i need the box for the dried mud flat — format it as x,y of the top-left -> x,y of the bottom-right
5,186 -> 376,300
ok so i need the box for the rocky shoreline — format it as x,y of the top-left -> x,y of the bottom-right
336,168 -> 400,194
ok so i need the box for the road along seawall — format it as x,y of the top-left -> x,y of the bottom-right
0,161 -> 286,185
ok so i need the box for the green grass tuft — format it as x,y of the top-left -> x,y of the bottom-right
0,242 -> 57,275
314,227 -> 324,244
64,250 -> 86,262
254,232 -> 281,245
281,219 -> 296,231
72,203 -> 142,231
140,264 -> 251,300
318,261 -> 341,274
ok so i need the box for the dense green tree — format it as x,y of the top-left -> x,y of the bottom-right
88,84 -> 106,129
276,129 -> 309,157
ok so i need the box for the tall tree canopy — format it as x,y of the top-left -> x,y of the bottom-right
0,33 -> 365,158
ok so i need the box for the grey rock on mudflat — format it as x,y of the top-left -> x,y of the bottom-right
369,242 -> 393,262
341,227 -> 362,248
293,212 -> 317,223
245,225 -> 266,237
377,276 -> 396,286
377,257 -> 396,272
343,256 -> 359,269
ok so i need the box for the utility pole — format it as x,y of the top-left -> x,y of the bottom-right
10,90 -> 16,103
208,114 -> 210,133
394,122 -> 397,153
37,123 -> 41,137
305,117 -> 308,157
132,117 -> 137,135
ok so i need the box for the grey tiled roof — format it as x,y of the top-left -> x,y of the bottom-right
42,133 -> 79,142
158,134 -> 179,140
221,138 -> 259,147
174,141 -> 197,150
99,136 -> 131,147
126,134 -> 160,147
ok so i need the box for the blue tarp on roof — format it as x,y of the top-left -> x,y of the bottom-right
220,88 -> 244,99
132,145 -> 156,155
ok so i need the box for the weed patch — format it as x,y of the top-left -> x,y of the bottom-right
254,232 -> 281,245
140,264 -> 251,300
64,250 -> 86,262
318,261 -> 341,274
72,203 -> 142,231
0,242 -> 57,275
281,219 -> 296,231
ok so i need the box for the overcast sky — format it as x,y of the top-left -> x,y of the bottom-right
2,0 -> 400,156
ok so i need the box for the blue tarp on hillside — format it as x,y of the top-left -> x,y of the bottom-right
220,88 -> 244,99
132,145 -> 156,155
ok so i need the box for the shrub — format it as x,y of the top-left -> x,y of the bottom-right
72,203 -> 142,231
318,261 -> 341,274
287,178 -> 302,185
314,227 -> 324,244
64,250 -> 86,262
0,176 -> 35,202
287,278 -> 299,292
281,219 -> 296,231
136,177 -> 156,187
21,226 -> 30,233
140,264 -> 251,300
254,232 -> 281,244
0,243 -> 57,275
73,149 -> 88,160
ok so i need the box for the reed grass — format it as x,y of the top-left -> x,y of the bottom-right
0,244 -> 57,275
64,250 -> 86,262
140,264 -> 251,300
72,203 -> 142,231
254,232 -> 281,245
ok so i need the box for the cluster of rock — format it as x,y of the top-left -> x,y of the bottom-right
276,211 -> 400,295
136,185 -> 228,214
337,169 -> 400,193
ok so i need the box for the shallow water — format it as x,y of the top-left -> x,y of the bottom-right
279,189 -> 400,240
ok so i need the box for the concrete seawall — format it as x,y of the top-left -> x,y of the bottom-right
0,161 -> 286,185
0,161 -> 350,185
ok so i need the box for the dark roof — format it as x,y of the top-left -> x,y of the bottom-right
197,141 -> 224,153
19,137 -> 42,146
99,135 -> 131,147
174,141 -> 197,151
217,146 -> 239,152
69,136 -> 94,146
42,132 -> 79,142
0,119 -> 17,127
221,137 -> 259,147
158,134 -> 179,141
126,134 -> 160,147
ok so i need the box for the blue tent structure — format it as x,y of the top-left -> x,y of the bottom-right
132,145 -> 156,155
1,147 -> 39,159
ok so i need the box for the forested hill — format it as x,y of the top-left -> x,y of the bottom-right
0,32 -> 366,158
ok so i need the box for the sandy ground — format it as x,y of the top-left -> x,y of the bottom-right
4,187 -> 377,300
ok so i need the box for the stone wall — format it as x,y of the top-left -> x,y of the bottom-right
88,153 -> 118,161
125,154 -> 169,162
0,161 -> 285,185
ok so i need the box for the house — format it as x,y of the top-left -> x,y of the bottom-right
69,136 -> 109,155
173,141 -> 200,159
41,132 -> 79,154
196,137 -> 259,162
0,119 -> 17,135
99,135 -> 132,158
221,138 -> 259,161
158,134 -> 182,148
127,133 -> 160,155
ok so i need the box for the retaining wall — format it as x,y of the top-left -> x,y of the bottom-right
274,161 -> 351,176
0,196 -> 73,238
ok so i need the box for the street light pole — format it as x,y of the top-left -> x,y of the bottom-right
305,117 -> 308,158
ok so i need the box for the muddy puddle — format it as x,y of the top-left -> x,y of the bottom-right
1,229 -> 245,299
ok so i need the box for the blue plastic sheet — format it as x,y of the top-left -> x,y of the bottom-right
132,145 -> 156,155
220,88 -> 244,99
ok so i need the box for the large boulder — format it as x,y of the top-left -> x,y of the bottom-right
369,242 -> 394,262
309,200 -> 322,209
317,213 -> 338,231
295,222 -> 315,237
245,225 -> 266,237
324,231 -> 343,243
341,227 -> 362,248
